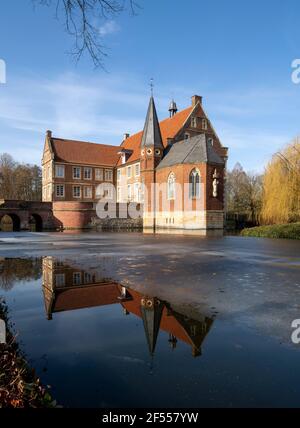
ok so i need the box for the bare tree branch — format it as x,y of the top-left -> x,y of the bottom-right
33,0 -> 140,68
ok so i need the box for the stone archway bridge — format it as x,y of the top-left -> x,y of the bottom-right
0,200 -> 56,231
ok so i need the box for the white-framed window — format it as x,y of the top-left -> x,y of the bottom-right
55,165 -> 65,178
135,164 -> 140,176
134,182 -> 140,202
117,169 -> 121,181
191,117 -> 197,128
55,184 -> 64,198
73,166 -> 81,179
95,168 -> 103,180
202,119 -> 208,130
73,272 -> 81,285
84,272 -> 93,284
95,185 -> 102,198
127,184 -> 132,201
121,153 -> 126,165
117,186 -> 121,201
97,184 -> 114,199
208,137 -> 214,146
105,169 -> 113,181
83,186 -> 92,199
73,186 -> 81,198
184,133 -> 190,140
127,166 -> 132,178
189,169 -> 201,199
84,167 -> 92,180
167,172 -> 176,200
104,186 -> 113,199
55,273 -> 65,287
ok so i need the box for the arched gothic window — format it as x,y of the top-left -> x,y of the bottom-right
189,169 -> 200,198
167,172 -> 176,200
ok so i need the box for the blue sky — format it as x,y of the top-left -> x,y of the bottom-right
0,0 -> 299,171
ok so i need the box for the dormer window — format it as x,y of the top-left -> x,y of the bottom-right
120,149 -> 132,164
202,119 -> 208,130
191,117 -> 197,128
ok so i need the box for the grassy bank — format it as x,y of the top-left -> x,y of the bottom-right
0,299 -> 56,408
241,223 -> 300,240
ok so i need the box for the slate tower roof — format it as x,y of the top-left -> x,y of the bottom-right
140,298 -> 165,355
141,96 -> 164,150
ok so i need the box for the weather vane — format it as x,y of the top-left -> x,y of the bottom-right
149,78 -> 154,96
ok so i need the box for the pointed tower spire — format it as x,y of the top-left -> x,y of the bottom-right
140,297 -> 164,356
141,97 -> 164,149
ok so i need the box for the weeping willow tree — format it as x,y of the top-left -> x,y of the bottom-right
261,137 -> 300,224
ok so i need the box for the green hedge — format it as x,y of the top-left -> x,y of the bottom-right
240,223 -> 300,240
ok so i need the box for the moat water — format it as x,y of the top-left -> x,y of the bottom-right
0,232 -> 300,407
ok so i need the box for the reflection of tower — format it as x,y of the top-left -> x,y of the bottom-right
140,297 -> 164,356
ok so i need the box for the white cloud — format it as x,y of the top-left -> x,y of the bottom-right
0,71 -> 299,172
99,20 -> 120,36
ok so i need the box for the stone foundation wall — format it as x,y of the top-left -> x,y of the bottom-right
151,210 -> 224,230
205,210 -> 224,229
91,216 -> 143,231
0,200 -> 223,232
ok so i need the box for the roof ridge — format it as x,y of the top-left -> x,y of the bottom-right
52,137 -> 121,150
123,106 -> 192,143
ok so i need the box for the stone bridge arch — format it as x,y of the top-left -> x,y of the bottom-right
28,213 -> 43,232
0,213 -> 21,232
0,200 -> 56,231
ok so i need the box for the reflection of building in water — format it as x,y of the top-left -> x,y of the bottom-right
42,257 -> 123,319
42,258 -> 213,357
121,292 -> 213,357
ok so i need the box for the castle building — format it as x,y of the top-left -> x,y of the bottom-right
42,94 -> 228,231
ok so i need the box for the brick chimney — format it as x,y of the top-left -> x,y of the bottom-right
191,95 -> 202,107
46,130 -> 52,139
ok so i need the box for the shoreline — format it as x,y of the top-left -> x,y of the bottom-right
0,299 -> 56,408
241,223 -> 300,240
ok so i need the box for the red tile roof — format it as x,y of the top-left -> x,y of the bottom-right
53,283 -> 121,312
51,138 -> 121,166
119,106 -> 193,165
50,105 -> 193,167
